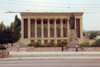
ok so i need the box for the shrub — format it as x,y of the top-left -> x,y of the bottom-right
27,42 -> 42,47
49,42 -> 56,47
80,43 -> 90,47
35,42 -> 41,47
91,39 -> 100,47
60,41 -> 67,47
41,43 -> 49,47
57,41 -> 67,47
57,43 -> 61,47
0,45 -> 7,50
27,43 -> 33,47
32,42 -> 37,47
34,42 -> 57,47
27,41 -> 64,47
41,43 -> 54,47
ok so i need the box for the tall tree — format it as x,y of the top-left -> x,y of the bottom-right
0,15 -> 21,46
9,15 -> 21,46
0,21 -> 6,32
0,22 -> 8,45
89,32 -> 97,39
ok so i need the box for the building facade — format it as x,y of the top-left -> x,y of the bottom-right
20,12 -> 83,45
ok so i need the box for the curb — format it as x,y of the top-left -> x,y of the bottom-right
1,57 -> 100,61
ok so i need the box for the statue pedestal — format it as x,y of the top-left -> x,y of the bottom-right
68,29 -> 82,51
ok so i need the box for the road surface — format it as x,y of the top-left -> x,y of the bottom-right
0,59 -> 100,67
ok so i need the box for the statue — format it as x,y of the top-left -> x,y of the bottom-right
69,13 -> 75,29
68,13 -> 81,51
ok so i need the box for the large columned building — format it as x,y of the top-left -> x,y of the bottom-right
20,12 -> 83,45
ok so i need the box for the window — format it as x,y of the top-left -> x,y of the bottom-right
44,40 -> 48,44
24,19 -> 28,38
50,19 -> 54,24
44,22 -> 47,24
56,27 -> 60,37
57,40 -> 61,44
63,19 -> 67,24
43,19 -> 48,24
31,40 -> 34,43
37,28 -> 41,37
44,27 -> 48,37
63,28 -> 67,37
56,19 -> 60,24
37,22 -> 41,24
50,28 -> 54,37
37,40 -> 41,43
76,19 -> 80,38
37,19 -> 41,24
56,22 -> 60,24
50,22 -> 53,24
31,19 -> 35,24
31,19 -> 35,37
51,40 -> 54,43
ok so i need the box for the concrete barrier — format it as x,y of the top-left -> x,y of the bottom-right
0,50 -> 9,58
83,47 -> 100,51
26,47 -> 61,52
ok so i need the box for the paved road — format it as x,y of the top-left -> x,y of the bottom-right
0,59 -> 100,67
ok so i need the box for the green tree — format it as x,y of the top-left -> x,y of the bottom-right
0,22 -> 8,45
89,32 -> 97,39
0,21 -> 6,32
60,40 -> 67,47
60,40 -> 67,52
0,15 -> 21,47
92,39 -> 100,47
9,15 -> 21,46
6,27 -> 15,46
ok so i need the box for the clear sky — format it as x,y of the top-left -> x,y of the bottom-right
0,0 -> 100,31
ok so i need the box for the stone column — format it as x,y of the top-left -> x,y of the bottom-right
61,19 -> 63,38
35,19 -> 37,39
54,19 -> 57,38
75,17 -> 76,31
21,18 -> 24,39
80,17 -> 83,39
67,19 -> 70,38
41,19 -> 44,44
48,19 -> 50,38
67,18 -> 70,45
54,19 -> 57,44
28,18 -> 31,38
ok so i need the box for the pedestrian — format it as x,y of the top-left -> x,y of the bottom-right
61,45 -> 64,52
75,44 -> 78,52
16,45 -> 20,52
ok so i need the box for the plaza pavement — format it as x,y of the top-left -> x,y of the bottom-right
1,51 -> 100,60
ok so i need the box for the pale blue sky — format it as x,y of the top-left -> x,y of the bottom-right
0,0 -> 100,31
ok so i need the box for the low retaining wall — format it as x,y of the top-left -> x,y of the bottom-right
0,50 -> 9,58
83,47 -> 100,51
27,47 -> 62,51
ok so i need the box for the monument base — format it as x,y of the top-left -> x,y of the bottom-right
68,29 -> 82,51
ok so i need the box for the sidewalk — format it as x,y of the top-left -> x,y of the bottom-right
9,51 -> 100,57
1,51 -> 100,60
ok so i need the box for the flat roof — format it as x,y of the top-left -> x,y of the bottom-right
20,12 -> 83,16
